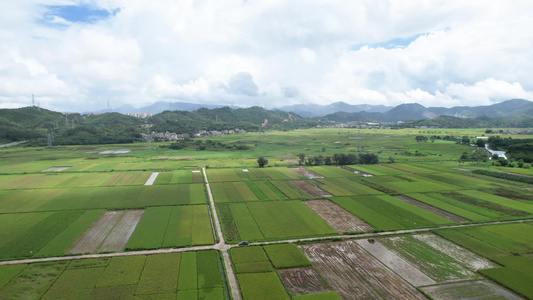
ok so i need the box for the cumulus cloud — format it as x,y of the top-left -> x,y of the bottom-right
0,0 -> 532,111
226,72 -> 259,97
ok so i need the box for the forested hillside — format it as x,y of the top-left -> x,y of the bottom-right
0,106 -> 314,146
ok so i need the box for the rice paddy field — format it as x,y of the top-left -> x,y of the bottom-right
0,127 -> 532,299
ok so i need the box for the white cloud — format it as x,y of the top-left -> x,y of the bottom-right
0,0 -> 532,112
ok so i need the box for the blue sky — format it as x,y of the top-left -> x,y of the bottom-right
0,1 -> 532,112
44,4 -> 118,24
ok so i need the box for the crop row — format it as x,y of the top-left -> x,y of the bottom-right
0,184 -> 206,213
332,195 -> 452,231
0,210 -> 104,260
434,222 -> 533,298
0,250 -> 225,299
217,201 -> 335,243
126,205 -> 214,250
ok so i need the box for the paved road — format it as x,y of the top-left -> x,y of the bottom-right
202,167 -> 242,300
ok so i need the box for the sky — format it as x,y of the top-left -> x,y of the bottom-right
1,0 -> 533,112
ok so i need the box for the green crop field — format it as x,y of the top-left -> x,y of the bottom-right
0,127 -> 532,299
218,201 -> 336,243
126,205 -> 213,249
0,251 -> 226,299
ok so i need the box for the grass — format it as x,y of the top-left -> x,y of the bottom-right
479,268 -> 533,299
178,252 -> 197,290
41,267 -> 105,300
263,243 -> 311,269
270,180 -> 309,199
197,250 -> 224,289
0,210 -> 84,259
126,206 -> 173,250
379,235 -> 478,282
230,246 -> 273,274
0,264 -> 26,289
0,261 -> 69,300
244,201 -> 336,241
136,253 -> 181,295
96,256 -> 146,287
237,272 -> 290,300
406,193 -> 488,222
36,209 -> 105,257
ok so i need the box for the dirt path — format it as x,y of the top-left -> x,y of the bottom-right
394,195 -> 470,223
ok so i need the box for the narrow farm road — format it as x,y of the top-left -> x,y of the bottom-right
202,167 -> 242,300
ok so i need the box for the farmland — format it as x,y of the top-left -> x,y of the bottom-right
0,127 -> 532,299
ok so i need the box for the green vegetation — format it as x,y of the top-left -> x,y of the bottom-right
0,126 -> 532,299
126,205 -> 213,250
219,201 -> 336,243
263,243 -> 311,269
237,272 -> 290,300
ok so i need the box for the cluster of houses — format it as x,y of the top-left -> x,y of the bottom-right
141,128 -> 246,141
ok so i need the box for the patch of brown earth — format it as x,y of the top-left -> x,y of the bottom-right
42,166 -> 70,172
330,241 -> 427,299
304,200 -> 373,233
69,211 -> 124,254
339,166 -> 373,177
394,195 -> 470,223
421,280 -> 521,300
290,167 -> 324,179
290,180 -> 331,198
299,243 -> 383,299
98,210 -> 144,252
355,239 -> 436,286
69,209 -> 145,254
279,268 -> 331,295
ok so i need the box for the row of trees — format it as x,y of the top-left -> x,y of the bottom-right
298,153 -> 379,166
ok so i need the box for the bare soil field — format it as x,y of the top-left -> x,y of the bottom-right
299,242 -> 383,299
290,180 -> 331,198
98,210 -> 144,252
304,200 -> 373,233
340,166 -> 373,177
41,166 -> 70,172
421,280 -> 521,300
329,241 -> 427,299
412,234 -> 497,271
69,211 -> 124,254
279,268 -> 331,296
355,239 -> 436,286
290,167 -> 324,179
394,195 -> 470,223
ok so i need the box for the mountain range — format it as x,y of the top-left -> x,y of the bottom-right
98,99 -> 533,122
317,99 -> 533,123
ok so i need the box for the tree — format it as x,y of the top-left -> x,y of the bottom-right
415,135 -> 428,142
257,156 -> 268,168
475,139 -> 486,147
298,153 -> 305,165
